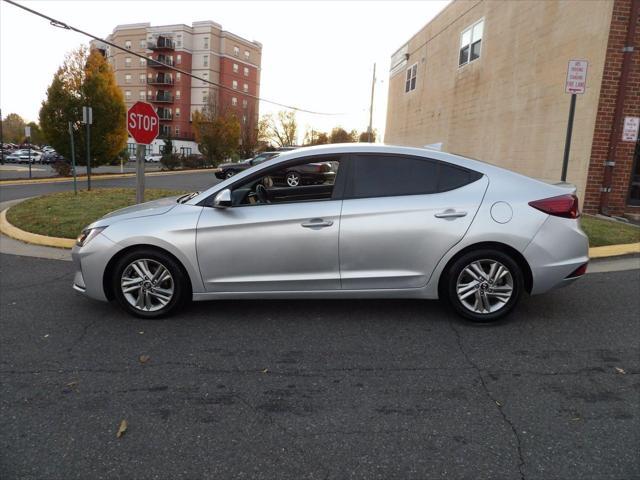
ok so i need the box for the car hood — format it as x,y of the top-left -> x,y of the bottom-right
90,195 -> 180,228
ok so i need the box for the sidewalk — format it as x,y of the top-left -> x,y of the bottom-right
0,162 -> 162,181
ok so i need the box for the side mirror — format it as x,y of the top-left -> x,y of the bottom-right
213,188 -> 232,208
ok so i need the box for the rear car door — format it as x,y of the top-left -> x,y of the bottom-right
339,154 -> 488,289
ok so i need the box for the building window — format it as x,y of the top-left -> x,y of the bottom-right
176,90 -> 181,99
140,57 -> 146,67
176,34 -> 182,48
176,72 -> 181,82
202,90 -> 208,103
175,127 -> 180,136
139,73 -> 146,84
139,39 -> 146,49
139,91 -> 146,100
148,90 -> 152,98
243,83 -> 248,93
125,40 -> 131,49
203,37 -> 209,49
202,72 -> 208,86
232,80 -> 238,90
232,97 -> 238,106
125,90 -> 131,100
244,50 -> 250,60
124,74 -> 132,84
244,66 -> 249,77
233,63 -> 239,73
175,107 -> 180,117
242,114 -> 247,124
176,54 -> 182,65
125,57 -> 132,68
203,55 -> 209,67
242,99 -> 248,109
405,64 -> 417,93
459,19 -> 484,67
233,46 -> 240,57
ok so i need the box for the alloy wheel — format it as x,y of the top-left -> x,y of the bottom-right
120,259 -> 174,312
455,259 -> 514,314
286,172 -> 300,187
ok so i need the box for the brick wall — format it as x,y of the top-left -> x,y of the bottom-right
584,0 -> 640,215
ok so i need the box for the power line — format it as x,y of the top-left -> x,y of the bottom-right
2,0 -> 348,116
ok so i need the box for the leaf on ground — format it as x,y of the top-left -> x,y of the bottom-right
116,419 -> 128,438
66,381 -> 79,388
261,368 -> 268,374
495,400 -> 502,407
139,355 -> 150,364
615,367 -> 626,375
138,331 -> 144,335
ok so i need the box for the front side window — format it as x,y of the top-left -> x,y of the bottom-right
405,64 -> 417,93
230,156 -> 341,206
459,19 -> 484,67
349,155 -> 482,198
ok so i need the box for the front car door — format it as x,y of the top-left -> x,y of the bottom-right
196,155 -> 345,292
339,153 -> 488,290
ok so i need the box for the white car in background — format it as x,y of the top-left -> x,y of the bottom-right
6,149 -> 42,164
145,154 -> 163,163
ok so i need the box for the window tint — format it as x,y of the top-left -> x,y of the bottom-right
351,155 -> 438,197
350,155 -> 482,198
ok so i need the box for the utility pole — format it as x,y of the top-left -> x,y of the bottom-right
83,106 -> 93,191
368,63 -> 376,143
25,125 -> 32,179
0,108 -> 4,165
68,122 -> 77,195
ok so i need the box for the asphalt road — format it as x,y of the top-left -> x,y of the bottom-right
0,253 -> 638,479
0,163 -> 163,181
0,170 -> 221,202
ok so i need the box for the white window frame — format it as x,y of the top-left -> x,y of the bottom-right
124,74 -> 132,84
233,63 -> 239,73
125,57 -> 132,68
232,97 -> 238,106
203,37 -> 209,49
139,91 -> 146,100
243,66 -> 249,77
176,72 -> 181,82
139,73 -> 146,84
125,90 -> 131,100
232,80 -> 238,90
175,107 -> 180,118
176,54 -> 182,65
244,50 -> 250,60
458,18 -> 484,68
125,40 -> 131,50
405,63 -> 417,93
243,83 -> 248,93
233,46 -> 240,57
140,57 -> 146,67
176,90 -> 181,99
242,99 -> 248,109
203,55 -> 209,67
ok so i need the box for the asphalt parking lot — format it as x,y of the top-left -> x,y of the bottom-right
0,253 -> 638,480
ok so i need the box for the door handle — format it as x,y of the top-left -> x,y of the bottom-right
435,210 -> 467,219
301,218 -> 334,228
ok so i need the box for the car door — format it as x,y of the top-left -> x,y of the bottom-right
196,155 -> 345,292
339,153 -> 488,290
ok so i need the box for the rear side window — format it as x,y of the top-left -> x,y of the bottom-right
349,154 -> 481,198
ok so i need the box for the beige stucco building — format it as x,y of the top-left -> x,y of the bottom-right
385,0 -> 640,216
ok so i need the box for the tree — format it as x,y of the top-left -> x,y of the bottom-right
192,94 -> 241,166
329,127 -> 357,144
258,110 -> 297,147
303,128 -> 329,146
26,122 -> 45,145
239,102 -> 259,158
39,46 -> 127,167
2,113 -> 26,143
358,129 -> 377,142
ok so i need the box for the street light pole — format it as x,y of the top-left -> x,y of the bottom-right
368,63 -> 376,143
83,106 -> 92,191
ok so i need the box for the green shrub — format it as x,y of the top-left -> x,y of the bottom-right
52,160 -> 71,176
160,153 -> 181,170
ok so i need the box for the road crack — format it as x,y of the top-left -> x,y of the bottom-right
448,318 -> 526,480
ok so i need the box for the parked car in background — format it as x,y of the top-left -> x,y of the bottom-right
215,151 -> 281,179
40,151 -> 66,164
5,149 -> 42,164
72,144 -> 589,322
145,154 -> 163,163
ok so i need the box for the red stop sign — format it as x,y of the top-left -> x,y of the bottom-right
127,101 -> 159,145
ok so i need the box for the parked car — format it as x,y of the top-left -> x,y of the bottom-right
5,149 -> 42,164
215,151 -> 281,179
72,144 -> 589,321
145,154 -> 163,163
40,151 -> 66,164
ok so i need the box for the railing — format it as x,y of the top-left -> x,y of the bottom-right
148,58 -> 174,68
157,111 -> 173,120
148,38 -> 175,50
147,76 -> 174,85
152,93 -> 173,103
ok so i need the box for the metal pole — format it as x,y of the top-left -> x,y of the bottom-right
368,63 -> 376,142
86,121 -> 91,190
68,122 -> 77,195
136,143 -> 145,203
28,138 -> 32,179
561,93 -> 577,182
0,108 -> 4,165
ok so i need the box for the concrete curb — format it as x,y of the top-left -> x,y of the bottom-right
0,208 -> 75,249
0,167 -> 220,186
588,242 -> 640,258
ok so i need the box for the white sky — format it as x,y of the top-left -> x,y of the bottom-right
0,0 -> 449,142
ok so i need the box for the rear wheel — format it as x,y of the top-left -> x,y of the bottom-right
112,249 -> 189,319
285,171 -> 301,187
445,249 -> 523,322
225,170 -> 237,179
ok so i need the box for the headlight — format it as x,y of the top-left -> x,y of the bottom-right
76,226 -> 107,247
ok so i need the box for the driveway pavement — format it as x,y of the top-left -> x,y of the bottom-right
0,253 -> 638,479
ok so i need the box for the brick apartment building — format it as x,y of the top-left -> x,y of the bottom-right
385,0 -> 639,218
93,21 -> 262,156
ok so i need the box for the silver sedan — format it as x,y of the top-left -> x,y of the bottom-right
72,144 -> 589,322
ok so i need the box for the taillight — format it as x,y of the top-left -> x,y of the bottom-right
566,263 -> 588,278
529,194 -> 580,219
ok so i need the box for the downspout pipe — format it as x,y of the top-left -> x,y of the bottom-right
600,0 -> 639,214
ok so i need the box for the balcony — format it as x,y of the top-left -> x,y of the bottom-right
147,75 -> 174,85
152,92 -> 173,103
148,37 -> 175,51
148,57 -> 174,68
159,126 -> 172,137
157,110 -> 173,120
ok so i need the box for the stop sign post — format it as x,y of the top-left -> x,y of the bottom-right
127,102 -> 160,203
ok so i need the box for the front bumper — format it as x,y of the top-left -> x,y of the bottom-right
71,233 -> 120,302
524,215 -> 589,295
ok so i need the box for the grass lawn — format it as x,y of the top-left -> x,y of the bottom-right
580,215 -> 640,247
6,188 -> 188,239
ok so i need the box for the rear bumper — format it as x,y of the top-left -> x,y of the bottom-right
523,216 -> 589,295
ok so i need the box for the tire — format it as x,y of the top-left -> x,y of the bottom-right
225,170 -> 236,179
111,248 -> 190,319
285,171 -> 301,187
445,249 -> 523,323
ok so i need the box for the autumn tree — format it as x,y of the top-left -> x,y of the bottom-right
303,128 -> 329,146
26,122 -> 46,145
192,94 -> 241,165
329,127 -> 357,144
2,113 -> 26,143
238,102 -> 259,158
358,129 -> 377,142
258,110 -> 297,147
39,46 -> 127,166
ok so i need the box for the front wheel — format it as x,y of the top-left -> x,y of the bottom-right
445,249 -> 524,322
112,249 -> 189,319
285,171 -> 301,187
